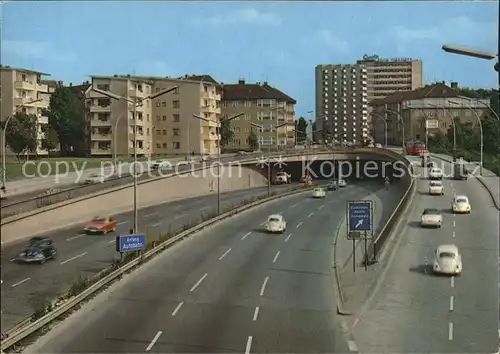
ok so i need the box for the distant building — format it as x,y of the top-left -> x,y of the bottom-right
370,82 -> 489,145
0,66 -> 51,156
315,63 -> 369,144
221,79 -> 296,151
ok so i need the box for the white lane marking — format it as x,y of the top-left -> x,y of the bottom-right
107,239 -> 115,246
11,277 -> 30,288
144,212 -> 156,218
296,221 -> 303,228
285,233 -> 292,242
218,248 -> 232,260
66,234 -> 86,241
245,336 -> 253,354
241,232 -> 252,240
348,340 -> 358,352
307,212 -> 314,218
173,213 -> 188,219
145,330 -> 162,352
290,203 -> 297,209
451,276 -> 455,288
9,258 -> 16,262
453,220 -> 456,227
272,251 -> 280,263
278,211 -> 283,215
260,276 -> 269,296
117,221 -> 129,225
190,273 -> 208,292
152,222 -> 161,227
171,301 -> 183,316
260,221 -> 266,226
318,204 -> 324,210
200,206 -> 210,211
60,252 -> 87,265
448,322 -> 453,340
449,296 -> 454,311
252,306 -> 259,321
452,230 -> 455,238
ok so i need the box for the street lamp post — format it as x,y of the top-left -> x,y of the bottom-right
370,113 -> 388,147
449,100 -> 484,175
192,112 -> 244,215
251,122 -> 271,197
91,86 -> 179,233
2,98 -> 43,188
112,114 -> 125,169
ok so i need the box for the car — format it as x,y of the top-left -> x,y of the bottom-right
84,173 -> 107,184
428,180 -> 444,195
375,143 -> 382,148
429,167 -> 443,180
16,237 -> 57,264
338,179 -> 347,187
275,171 -> 291,184
84,216 -> 117,234
312,187 -> 326,198
433,244 -> 462,275
150,159 -> 171,170
265,214 -> 287,233
327,181 -> 338,191
452,195 -> 471,214
420,208 -> 442,228
427,160 -> 435,168
0,188 -> 5,200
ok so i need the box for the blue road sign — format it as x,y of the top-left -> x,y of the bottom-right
116,234 -> 146,252
348,201 -> 373,232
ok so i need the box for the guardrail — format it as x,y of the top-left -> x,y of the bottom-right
0,185 -> 315,351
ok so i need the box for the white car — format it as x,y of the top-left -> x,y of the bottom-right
312,188 -> 326,198
84,173 -> 107,184
338,179 -> 347,187
150,159 -> 171,170
433,244 -> 462,275
265,214 -> 287,233
375,143 -> 382,148
429,167 -> 443,180
428,181 -> 444,195
452,195 -> 471,214
0,189 -> 5,200
421,208 -> 442,228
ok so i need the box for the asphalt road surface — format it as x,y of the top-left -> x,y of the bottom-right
352,157 -> 499,353
0,184 -> 296,331
22,180 -> 394,353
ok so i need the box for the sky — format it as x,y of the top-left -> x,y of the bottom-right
1,1 -> 498,118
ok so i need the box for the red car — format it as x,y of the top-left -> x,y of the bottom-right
84,216 -> 117,234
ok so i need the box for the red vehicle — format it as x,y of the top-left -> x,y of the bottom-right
405,141 -> 426,156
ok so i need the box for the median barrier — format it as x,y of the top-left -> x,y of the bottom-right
0,184 -> 316,352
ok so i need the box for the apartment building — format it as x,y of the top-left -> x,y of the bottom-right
370,82 -> 488,145
221,80 -> 296,151
0,66 -> 51,155
88,74 -> 221,157
357,54 -> 423,102
315,64 -> 369,144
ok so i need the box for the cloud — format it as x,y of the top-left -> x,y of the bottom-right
192,7 -> 281,26
391,16 -> 497,43
2,39 -> 77,61
313,29 -> 349,54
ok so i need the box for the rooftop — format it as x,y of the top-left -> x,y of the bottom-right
0,65 -> 50,76
370,83 -> 460,106
90,74 -> 218,86
222,79 -> 296,103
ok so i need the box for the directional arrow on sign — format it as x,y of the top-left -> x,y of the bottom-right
356,219 -> 363,228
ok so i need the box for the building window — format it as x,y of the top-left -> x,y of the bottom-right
172,142 -> 180,149
173,87 -> 179,94
162,143 -> 167,148
232,101 -> 238,107
156,115 -> 161,121
163,115 -> 167,121
173,114 -> 180,122
156,101 -> 160,107
146,128 -> 150,136
156,129 -> 161,135
97,84 -> 109,91
245,113 -> 251,120
173,100 -> 180,109
173,128 -> 180,136
156,143 -> 161,148
146,114 -> 150,121
162,129 -> 167,135
162,101 -> 167,107
245,101 -> 251,107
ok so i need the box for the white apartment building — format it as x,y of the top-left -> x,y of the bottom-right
88,74 -> 221,157
0,66 -> 50,155
315,64 -> 368,143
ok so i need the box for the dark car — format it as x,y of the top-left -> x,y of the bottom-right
427,161 -> 435,168
16,237 -> 57,264
327,181 -> 338,191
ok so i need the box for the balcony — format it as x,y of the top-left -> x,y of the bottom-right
37,115 -> 49,125
91,148 -> 112,155
15,80 -> 35,90
203,132 -> 220,141
14,97 -> 42,107
91,119 -> 112,127
88,90 -> 110,98
128,88 -> 146,98
129,133 -> 145,140
201,105 -> 221,114
91,133 -> 112,141
90,105 -> 112,113
201,92 -> 221,101
36,83 -> 48,92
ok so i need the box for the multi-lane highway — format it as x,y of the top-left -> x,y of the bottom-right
22,180 -> 396,353
352,157 -> 499,353
0,184 -> 295,331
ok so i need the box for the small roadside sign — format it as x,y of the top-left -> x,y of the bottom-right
347,201 -> 373,232
347,231 -> 361,240
116,234 -> 146,252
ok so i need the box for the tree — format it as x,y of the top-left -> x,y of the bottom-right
44,86 -> 87,156
295,117 -> 307,144
248,130 -> 259,151
219,118 -> 234,148
41,124 -> 59,153
2,112 -> 38,158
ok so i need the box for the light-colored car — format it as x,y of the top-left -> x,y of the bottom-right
84,173 -> 107,184
429,167 -> 443,180
452,195 -> 471,214
151,159 -> 171,170
0,189 -> 5,200
420,208 -> 442,228
265,214 -> 287,233
375,143 -> 382,148
338,179 -> 347,187
428,180 -> 444,195
312,188 -> 326,198
433,244 -> 462,275
275,171 -> 291,184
